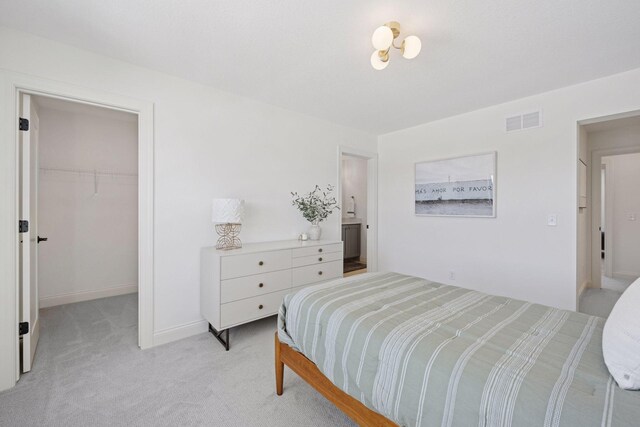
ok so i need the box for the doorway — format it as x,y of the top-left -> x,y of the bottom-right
576,112 -> 640,317
599,153 -> 640,292
1,71 -> 154,391
338,147 -> 378,277
19,94 -> 139,373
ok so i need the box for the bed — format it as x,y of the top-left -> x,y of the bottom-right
275,272 -> 640,427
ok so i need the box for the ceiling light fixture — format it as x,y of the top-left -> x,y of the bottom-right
370,22 -> 421,70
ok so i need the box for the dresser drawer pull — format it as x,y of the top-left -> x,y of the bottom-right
258,283 -> 264,288
318,257 -> 323,262
258,261 -> 264,266
318,271 -> 323,276
318,248 -> 323,253
258,304 -> 264,310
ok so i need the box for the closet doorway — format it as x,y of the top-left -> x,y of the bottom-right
36,96 -> 139,305
1,72 -> 153,390
19,94 -> 139,373
338,147 -> 378,277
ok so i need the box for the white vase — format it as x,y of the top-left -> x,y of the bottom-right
308,221 -> 322,240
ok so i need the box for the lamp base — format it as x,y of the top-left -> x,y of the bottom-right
215,223 -> 242,250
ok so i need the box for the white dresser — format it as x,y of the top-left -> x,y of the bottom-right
201,240 -> 343,350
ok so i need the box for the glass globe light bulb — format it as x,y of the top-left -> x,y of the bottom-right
370,51 -> 389,70
371,26 -> 393,50
402,35 -> 422,59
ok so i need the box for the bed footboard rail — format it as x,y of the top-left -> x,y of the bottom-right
274,332 -> 397,427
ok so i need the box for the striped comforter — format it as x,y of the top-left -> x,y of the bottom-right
277,272 -> 640,427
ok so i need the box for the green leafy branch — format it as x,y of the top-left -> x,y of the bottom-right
291,185 -> 340,224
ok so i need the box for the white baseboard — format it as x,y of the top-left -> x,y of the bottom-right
612,271 -> 640,281
39,284 -> 137,308
153,319 -> 208,347
577,280 -> 590,298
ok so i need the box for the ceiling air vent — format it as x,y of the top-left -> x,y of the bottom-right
505,110 -> 542,133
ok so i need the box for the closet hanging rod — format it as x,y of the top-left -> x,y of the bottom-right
39,167 -> 138,178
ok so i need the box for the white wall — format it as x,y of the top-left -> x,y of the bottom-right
602,152 -> 640,279
341,155 -> 367,261
378,68 -> 640,311
37,102 -> 138,307
0,27 -> 377,342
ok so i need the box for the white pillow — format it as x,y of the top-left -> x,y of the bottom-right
602,277 -> 640,390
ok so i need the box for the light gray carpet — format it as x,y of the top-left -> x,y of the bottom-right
579,288 -> 622,318
0,294 -> 354,427
578,275 -> 636,318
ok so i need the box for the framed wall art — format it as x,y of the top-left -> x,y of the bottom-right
415,152 -> 496,217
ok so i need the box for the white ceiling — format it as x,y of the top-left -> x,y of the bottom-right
2,0 -> 639,134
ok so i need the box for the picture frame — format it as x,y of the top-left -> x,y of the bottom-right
415,152 -> 497,217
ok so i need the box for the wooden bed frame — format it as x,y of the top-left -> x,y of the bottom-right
275,333 -> 398,427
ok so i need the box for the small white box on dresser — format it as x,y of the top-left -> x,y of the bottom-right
201,239 -> 343,350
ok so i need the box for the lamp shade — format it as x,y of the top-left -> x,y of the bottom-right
371,25 -> 393,50
401,35 -> 422,59
212,199 -> 245,224
370,51 -> 389,70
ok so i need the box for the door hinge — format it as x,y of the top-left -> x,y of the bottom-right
366,224 -> 369,229
19,220 -> 29,233
19,118 -> 29,131
19,322 -> 29,336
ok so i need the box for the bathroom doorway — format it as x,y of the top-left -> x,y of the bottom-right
340,153 -> 368,276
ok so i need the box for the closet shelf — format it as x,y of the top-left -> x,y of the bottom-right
39,167 -> 137,178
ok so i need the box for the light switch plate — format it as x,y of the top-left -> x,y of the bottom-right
547,214 -> 558,226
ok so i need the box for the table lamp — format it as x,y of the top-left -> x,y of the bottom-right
212,198 -> 245,250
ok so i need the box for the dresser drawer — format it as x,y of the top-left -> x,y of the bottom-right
221,270 -> 291,303
220,250 -> 291,280
292,260 -> 343,287
220,290 -> 289,328
292,251 -> 342,268
292,243 -> 342,258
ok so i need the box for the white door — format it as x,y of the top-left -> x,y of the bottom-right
19,93 -> 40,373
